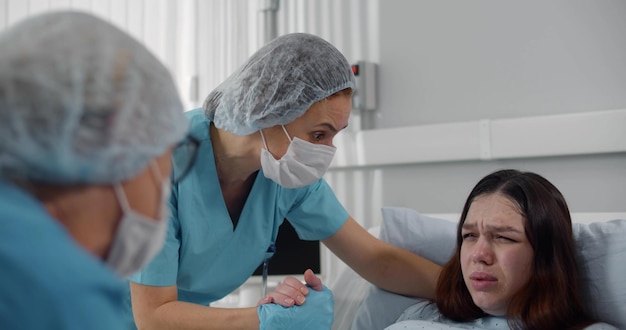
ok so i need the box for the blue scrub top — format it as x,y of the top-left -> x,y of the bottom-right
0,180 -> 128,330
130,108 -> 349,306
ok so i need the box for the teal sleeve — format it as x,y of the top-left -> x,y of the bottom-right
286,179 -> 349,240
0,255 -> 128,330
0,182 -> 131,330
1,280 -> 127,330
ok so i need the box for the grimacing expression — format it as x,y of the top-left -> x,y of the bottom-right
460,193 -> 534,316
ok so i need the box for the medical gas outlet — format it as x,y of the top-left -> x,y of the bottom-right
351,61 -> 378,111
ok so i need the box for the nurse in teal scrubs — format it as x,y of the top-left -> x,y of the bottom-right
0,12 -> 189,329
130,33 -> 442,330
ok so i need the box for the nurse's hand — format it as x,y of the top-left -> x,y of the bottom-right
258,284 -> 334,330
257,269 -> 322,307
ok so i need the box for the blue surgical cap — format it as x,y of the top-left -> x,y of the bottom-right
204,33 -> 356,136
0,11 -> 188,184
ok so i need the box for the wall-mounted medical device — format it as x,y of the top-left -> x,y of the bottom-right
351,61 -> 378,111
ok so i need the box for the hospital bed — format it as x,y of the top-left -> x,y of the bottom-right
330,209 -> 626,330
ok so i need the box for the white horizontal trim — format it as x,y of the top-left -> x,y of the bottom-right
330,109 -> 626,169
491,109 -> 626,159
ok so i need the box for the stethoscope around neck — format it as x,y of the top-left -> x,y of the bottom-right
261,242 -> 276,297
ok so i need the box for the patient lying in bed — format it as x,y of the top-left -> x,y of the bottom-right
350,170 -> 623,330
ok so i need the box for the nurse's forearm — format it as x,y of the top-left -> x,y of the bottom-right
323,217 -> 441,299
135,301 -> 260,330
369,245 -> 442,299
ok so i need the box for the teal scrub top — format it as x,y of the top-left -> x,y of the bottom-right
0,180 -> 128,330
130,108 -> 349,306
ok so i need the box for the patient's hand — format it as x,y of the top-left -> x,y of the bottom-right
257,269 -> 322,307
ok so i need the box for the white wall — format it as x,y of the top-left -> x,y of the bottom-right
376,0 -> 626,127
325,0 -> 626,231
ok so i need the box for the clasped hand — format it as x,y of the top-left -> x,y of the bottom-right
257,269 -> 321,307
257,269 -> 334,330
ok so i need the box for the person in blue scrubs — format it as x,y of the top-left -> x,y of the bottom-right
129,33 -> 442,329
0,11 -> 190,329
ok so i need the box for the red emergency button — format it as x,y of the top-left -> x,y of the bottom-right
351,64 -> 359,76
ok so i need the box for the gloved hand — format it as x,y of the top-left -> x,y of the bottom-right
258,285 -> 334,330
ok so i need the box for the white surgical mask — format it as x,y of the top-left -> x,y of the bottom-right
259,126 -> 336,188
106,162 -> 170,278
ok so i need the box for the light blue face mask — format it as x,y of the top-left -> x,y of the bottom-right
259,126 -> 336,188
106,162 -> 170,277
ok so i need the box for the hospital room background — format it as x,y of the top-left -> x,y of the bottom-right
2,0 -> 625,320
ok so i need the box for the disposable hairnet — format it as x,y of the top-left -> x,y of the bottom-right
0,11 -> 188,184
204,33 -> 355,135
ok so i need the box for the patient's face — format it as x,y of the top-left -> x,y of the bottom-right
460,193 -> 533,316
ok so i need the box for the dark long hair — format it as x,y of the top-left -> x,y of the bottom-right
435,169 -> 594,330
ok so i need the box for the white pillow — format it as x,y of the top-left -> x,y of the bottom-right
574,221 -> 626,328
351,207 -> 626,330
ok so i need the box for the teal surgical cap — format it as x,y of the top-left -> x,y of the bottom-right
0,11 -> 188,184
203,33 -> 356,136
